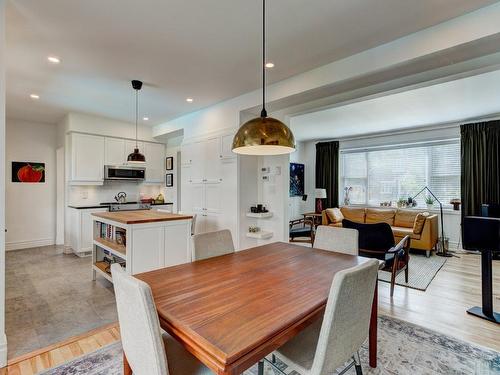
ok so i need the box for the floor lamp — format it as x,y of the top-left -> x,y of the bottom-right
411,186 -> 453,257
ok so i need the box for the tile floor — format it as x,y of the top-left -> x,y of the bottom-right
6,245 -> 117,358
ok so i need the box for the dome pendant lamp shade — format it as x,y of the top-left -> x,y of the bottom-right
232,0 -> 295,156
127,80 -> 146,164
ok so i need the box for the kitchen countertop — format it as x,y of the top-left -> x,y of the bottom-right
68,202 -> 173,209
92,210 -> 192,224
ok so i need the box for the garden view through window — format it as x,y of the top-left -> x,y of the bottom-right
339,140 -> 460,208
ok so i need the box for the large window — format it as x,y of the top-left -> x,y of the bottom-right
340,140 -> 460,208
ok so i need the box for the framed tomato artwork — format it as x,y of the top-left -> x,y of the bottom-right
12,162 -> 45,183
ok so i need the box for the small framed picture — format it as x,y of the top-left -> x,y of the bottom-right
166,173 -> 173,187
166,157 -> 173,170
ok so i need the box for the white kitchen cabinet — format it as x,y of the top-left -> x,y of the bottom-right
144,142 -> 165,183
70,207 -> 108,256
104,137 -> 126,166
70,133 -> 105,184
92,214 -> 191,278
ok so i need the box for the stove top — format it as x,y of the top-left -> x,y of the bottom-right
108,203 -> 151,212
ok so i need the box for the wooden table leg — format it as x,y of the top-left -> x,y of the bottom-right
123,351 -> 132,375
369,281 -> 378,368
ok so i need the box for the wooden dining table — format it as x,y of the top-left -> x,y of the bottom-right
134,242 -> 379,375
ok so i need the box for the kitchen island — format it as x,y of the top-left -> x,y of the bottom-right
91,210 -> 192,280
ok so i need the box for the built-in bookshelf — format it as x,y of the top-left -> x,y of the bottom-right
92,221 -> 127,280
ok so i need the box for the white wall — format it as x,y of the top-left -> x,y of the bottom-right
61,112 -> 156,142
289,141 -> 315,220
5,120 -> 57,251
0,0 -> 7,366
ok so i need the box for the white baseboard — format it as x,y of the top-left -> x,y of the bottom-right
0,332 -> 7,368
5,238 -> 55,251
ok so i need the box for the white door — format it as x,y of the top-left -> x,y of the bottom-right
180,165 -> 193,212
71,134 -> 105,182
204,137 -> 222,182
190,141 -> 206,183
104,138 -> 126,166
145,143 -> 165,182
205,183 -> 222,231
181,143 -> 195,166
191,183 -> 205,213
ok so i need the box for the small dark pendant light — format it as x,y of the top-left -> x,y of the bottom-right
127,80 -> 146,164
232,0 -> 295,155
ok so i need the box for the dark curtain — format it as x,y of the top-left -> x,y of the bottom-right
315,141 -> 339,208
461,121 -> 500,219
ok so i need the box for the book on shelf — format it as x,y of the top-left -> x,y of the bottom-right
98,222 -> 126,245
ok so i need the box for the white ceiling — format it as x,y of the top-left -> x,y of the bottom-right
290,69 -> 500,141
6,0 -> 498,125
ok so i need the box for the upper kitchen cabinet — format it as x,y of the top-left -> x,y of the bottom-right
144,142 -> 165,183
104,137 -> 126,166
69,133 -> 105,184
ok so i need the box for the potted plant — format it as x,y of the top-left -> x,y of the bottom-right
425,195 -> 435,209
397,198 -> 407,208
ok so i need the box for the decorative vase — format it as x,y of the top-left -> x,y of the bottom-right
427,203 -> 433,210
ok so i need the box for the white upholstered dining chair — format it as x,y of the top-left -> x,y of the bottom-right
313,225 -> 359,255
260,259 -> 379,375
191,229 -> 235,261
111,264 -> 214,375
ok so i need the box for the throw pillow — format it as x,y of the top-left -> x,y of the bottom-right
326,208 -> 344,223
413,212 -> 428,234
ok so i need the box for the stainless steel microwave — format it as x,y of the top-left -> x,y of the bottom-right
104,165 -> 145,181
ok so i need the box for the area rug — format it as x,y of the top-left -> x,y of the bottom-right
39,316 -> 500,375
378,253 -> 446,291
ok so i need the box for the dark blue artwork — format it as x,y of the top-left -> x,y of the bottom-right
290,163 -> 304,197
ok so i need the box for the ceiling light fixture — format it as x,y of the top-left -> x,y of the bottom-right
143,117 -> 149,121
265,62 -> 274,68
232,0 -> 295,155
127,80 -> 146,164
30,94 -> 40,99
47,56 -> 60,64
186,98 -> 193,103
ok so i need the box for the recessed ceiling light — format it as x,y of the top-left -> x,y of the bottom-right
143,117 -> 149,121
47,56 -> 61,64
265,62 -> 275,68
30,94 -> 40,99
186,98 -> 193,103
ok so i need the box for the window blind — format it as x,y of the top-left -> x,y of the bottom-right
339,140 -> 460,208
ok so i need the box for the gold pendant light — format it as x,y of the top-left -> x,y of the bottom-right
232,0 -> 295,155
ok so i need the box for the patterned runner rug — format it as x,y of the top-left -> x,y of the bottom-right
40,315 -> 499,375
378,253 -> 446,291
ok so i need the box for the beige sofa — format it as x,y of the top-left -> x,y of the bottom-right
322,207 -> 438,256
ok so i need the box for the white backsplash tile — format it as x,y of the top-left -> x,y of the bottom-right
68,182 -> 164,205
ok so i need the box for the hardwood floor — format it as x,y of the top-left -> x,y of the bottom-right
379,252 -> 500,352
2,252 -> 499,374
2,323 -> 120,375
